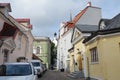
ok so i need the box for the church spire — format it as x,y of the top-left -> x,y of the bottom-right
70,10 -> 72,22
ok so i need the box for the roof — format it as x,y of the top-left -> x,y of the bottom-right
16,18 -> 30,24
83,13 -> 120,43
0,3 -> 9,7
75,24 -> 98,33
83,28 -> 120,43
34,36 -> 50,40
66,6 -> 101,28
0,3 -> 11,12
71,24 -> 98,43
72,7 -> 88,23
68,47 -> 74,52
104,13 -> 120,30
61,5 -> 100,37
64,6 -> 89,28
32,54 -> 43,62
16,18 -> 32,29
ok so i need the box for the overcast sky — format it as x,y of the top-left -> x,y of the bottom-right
0,0 -> 120,39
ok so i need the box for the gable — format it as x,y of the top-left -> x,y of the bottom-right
71,27 -> 81,43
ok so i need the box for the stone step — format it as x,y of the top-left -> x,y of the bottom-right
67,71 -> 84,79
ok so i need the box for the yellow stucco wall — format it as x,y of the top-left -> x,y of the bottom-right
85,34 -> 120,80
69,51 -> 75,73
74,39 -> 85,70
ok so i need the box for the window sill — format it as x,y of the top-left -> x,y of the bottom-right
90,62 -> 99,65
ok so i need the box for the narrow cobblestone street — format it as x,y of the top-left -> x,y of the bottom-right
39,70 -> 85,80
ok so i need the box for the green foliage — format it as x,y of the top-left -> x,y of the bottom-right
51,42 -> 57,65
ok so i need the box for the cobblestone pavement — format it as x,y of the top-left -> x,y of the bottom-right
39,70 -> 85,80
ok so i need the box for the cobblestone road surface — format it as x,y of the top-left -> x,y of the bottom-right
39,70 -> 85,80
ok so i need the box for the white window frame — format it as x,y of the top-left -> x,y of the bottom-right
36,46 -> 42,54
90,47 -> 99,64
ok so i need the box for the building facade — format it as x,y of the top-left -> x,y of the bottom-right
57,2 -> 101,72
83,13 -> 120,80
0,3 -> 33,64
33,36 -> 51,69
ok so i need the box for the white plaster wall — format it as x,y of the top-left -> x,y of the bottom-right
76,7 -> 101,25
57,29 -> 73,70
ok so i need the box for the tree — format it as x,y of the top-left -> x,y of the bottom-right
51,42 -> 57,69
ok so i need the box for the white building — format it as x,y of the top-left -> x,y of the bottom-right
57,2 -> 101,72
57,22 -> 73,71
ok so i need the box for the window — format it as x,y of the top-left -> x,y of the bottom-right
36,47 -> 40,54
6,64 -> 32,76
36,46 -> 42,54
90,47 -> 98,63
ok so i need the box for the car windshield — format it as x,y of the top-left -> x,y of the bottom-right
0,64 -> 32,76
31,62 -> 40,67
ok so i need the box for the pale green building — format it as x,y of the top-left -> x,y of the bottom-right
33,36 -> 51,69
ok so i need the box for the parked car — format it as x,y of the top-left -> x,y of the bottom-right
30,60 -> 43,77
0,62 -> 37,80
42,64 -> 47,72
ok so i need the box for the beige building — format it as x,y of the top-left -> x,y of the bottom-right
16,18 -> 34,61
0,3 -> 17,64
0,3 -> 33,64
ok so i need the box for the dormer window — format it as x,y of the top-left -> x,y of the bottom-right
100,21 -> 106,30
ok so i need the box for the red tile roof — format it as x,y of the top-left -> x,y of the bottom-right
72,7 -> 88,23
16,18 -> 32,29
60,6 -> 89,37
65,6 -> 89,29
16,18 -> 30,23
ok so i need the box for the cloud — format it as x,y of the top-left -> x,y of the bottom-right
3,0 -> 85,37
0,0 -> 120,38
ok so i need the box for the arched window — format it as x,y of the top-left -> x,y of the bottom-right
36,46 -> 42,54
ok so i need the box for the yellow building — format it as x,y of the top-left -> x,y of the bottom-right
83,13 -> 120,80
69,24 -> 98,78
68,47 -> 75,73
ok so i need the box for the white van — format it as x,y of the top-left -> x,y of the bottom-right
30,60 -> 43,78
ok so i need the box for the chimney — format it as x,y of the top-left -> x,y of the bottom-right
87,2 -> 91,7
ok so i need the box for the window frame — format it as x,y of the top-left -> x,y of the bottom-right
90,47 -> 99,64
